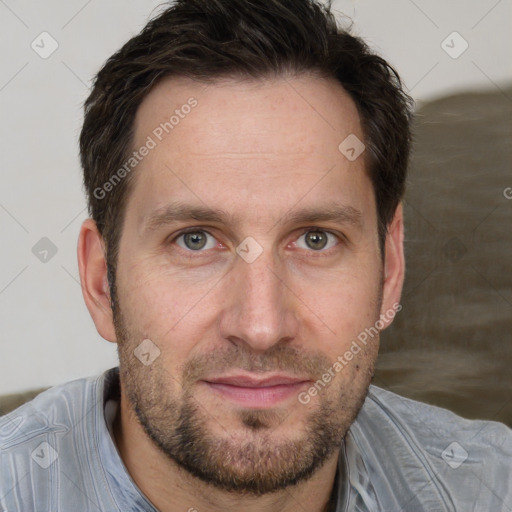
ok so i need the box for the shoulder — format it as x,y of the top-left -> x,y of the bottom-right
0,373 -> 101,447
0,371 -> 114,511
349,385 -> 512,510
364,384 -> 512,452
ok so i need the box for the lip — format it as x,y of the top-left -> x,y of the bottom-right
201,373 -> 311,408
205,374 -> 309,387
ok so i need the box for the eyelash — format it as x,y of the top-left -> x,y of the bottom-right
170,227 -> 343,255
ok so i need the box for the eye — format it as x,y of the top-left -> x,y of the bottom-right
294,230 -> 339,251
175,230 -> 218,251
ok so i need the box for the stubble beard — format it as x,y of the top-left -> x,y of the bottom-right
112,292 -> 380,495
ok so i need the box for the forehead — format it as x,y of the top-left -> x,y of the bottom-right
127,74 -> 373,230
133,73 -> 362,153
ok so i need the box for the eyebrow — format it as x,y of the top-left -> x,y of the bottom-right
140,200 -> 363,236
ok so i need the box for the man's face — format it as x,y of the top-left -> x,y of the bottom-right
112,74 -> 386,494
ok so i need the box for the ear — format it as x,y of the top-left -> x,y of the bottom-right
77,218 -> 117,342
379,203 -> 405,329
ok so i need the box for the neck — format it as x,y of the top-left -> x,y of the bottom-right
113,393 -> 340,512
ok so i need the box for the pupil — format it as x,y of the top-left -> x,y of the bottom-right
184,232 -> 207,250
306,231 -> 327,250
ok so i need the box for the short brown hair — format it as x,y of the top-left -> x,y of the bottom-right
80,0 -> 413,312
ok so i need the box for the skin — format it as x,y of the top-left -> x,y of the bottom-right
78,74 -> 405,512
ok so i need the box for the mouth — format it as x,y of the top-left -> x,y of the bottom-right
201,373 -> 311,408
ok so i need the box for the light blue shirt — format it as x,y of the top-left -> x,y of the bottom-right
1,368 -> 511,511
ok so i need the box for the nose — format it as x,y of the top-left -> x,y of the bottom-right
218,249 -> 299,352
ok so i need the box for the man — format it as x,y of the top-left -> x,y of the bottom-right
1,0 -> 510,510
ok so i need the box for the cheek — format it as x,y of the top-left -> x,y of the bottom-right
299,266 -> 382,353
116,261 -> 220,363
119,257 -> 204,324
